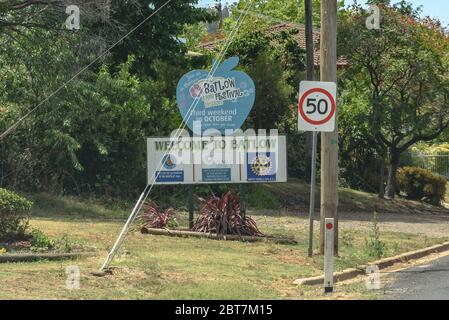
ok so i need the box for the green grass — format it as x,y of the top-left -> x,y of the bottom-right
29,193 -> 128,220
0,194 -> 447,299
255,179 -> 449,214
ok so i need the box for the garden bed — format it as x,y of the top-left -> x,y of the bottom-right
0,252 -> 93,263
141,227 -> 298,245
0,239 -> 92,263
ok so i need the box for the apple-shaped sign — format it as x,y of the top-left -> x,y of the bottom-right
176,57 -> 255,134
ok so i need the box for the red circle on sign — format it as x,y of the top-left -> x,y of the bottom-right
326,223 -> 333,230
299,88 -> 336,126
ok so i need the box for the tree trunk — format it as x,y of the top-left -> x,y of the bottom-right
378,153 -> 385,199
386,150 -> 399,198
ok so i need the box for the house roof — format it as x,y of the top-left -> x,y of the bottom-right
198,22 -> 348,68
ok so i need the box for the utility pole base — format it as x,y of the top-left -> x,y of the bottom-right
91,269 -> 113,277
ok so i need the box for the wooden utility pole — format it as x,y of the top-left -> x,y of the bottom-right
304,0 -> 315,182
305,0 -> 316,258
319,0 -> 339,255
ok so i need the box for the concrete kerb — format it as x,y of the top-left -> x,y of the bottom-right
293,241 -> 449,286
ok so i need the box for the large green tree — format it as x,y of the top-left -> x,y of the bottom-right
339,3 -> 449,198
224,0 -> 342,30
0,1 -> 209,195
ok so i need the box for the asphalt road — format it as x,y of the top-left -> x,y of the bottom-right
384,254 -> 449,300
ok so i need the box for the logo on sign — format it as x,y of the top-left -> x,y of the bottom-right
176,57 -> 255,134
162,154 -> 177,170
189,77 -> 250,108
247,153 -> 277,182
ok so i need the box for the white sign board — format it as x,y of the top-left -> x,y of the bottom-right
146,137 -> 194,185
298,81 -> 337,132
147,136 -> 287,185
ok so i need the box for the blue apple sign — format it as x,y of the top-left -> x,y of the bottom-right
176,57 -> 255,134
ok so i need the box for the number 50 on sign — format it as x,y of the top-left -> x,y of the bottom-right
298,81 -> 337,132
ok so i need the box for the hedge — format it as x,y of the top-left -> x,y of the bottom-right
397,167 -> 447,205
0,188 -> 33,241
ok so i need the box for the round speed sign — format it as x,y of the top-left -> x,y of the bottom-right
298,81 -> 337,132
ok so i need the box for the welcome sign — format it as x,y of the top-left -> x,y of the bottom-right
176,57 -> 256,134
147,136 -> 287,185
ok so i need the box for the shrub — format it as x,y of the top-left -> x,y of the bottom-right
30,229 -> 54,252
0,188 -> 33,241
247,185 -> 280,210
365,212 -> 386,259
55,234 -> 73,253
139,201 -> 175,231
192,191 -> 264,237
397,167 -> 447,205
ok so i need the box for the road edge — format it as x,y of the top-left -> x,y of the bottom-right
293,241 -> 449,286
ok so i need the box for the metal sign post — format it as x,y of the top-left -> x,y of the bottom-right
308,131 -> 318,257
324,218 -> 335,294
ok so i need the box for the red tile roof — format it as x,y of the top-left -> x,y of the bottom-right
198,22 -> 348,68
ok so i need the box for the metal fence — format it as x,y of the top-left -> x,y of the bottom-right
410,153 -> 449,179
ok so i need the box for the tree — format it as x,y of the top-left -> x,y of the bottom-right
339,4 -> 449,198
224,28 -> 305,130
223,0 -> 338,30
0,1 -> 210,195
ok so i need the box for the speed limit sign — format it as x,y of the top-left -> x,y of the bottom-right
298,81 -> 337,132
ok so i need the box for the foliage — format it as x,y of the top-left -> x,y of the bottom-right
339,84 -> 384,193
409,143 -> 449,178
247,185 -> 279,210
108,0 -> 208,76
221,26 -> 306,177
1,55 -> 185,196
365,212 -> 386,259
30,229 -> 54,253
223,29 -> 304,130
338,3 -> 449,197
140,201 -> 176,230
341,231 -> 354,248
0,188 -> 33,241
397,167 -> 447,205
412,143 -> 449,155
192,191 -> 263,237
55,234 -> 74,254
0,1 -> 208,198
223,0 -> 344,31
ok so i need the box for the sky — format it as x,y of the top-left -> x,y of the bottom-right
197,0 -> 449,26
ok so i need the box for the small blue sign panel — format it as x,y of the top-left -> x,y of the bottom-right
247,152 -> 277,182
176,57 -> 255,134
202,168 -> 231,182
155,171 -> 184,183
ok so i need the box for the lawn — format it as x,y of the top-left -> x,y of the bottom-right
0,192 -> 447,300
